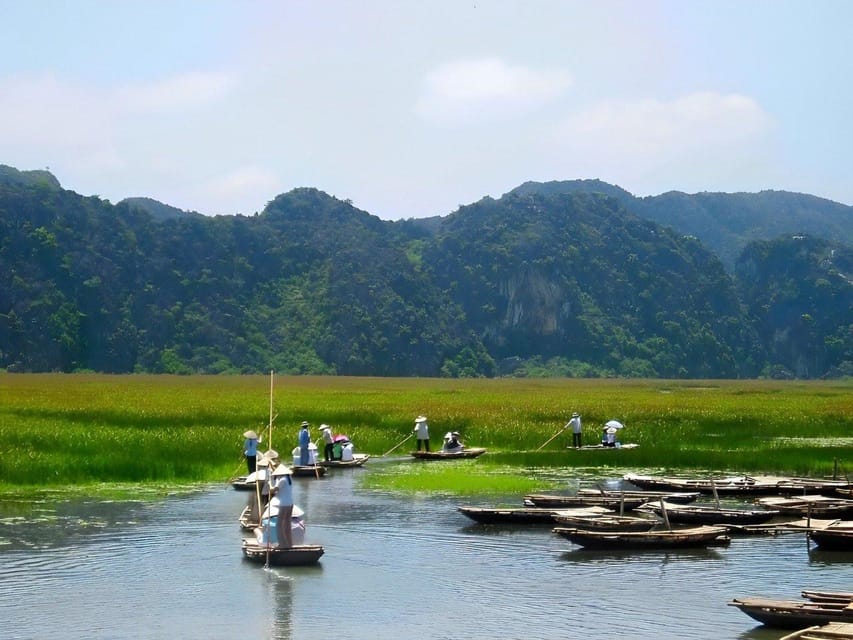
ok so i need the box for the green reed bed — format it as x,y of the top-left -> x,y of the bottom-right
0,374 -> 851,495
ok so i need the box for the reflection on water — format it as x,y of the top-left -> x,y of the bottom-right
1,462 -> 852,640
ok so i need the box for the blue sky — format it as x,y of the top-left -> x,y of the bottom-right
1,1 -> 850,219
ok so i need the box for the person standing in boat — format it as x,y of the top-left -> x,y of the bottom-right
566,412 -> 582,449
243,430 -> 260,473
320,424 -> 335,462
414,415 -> 430,451
270,463 -> 294,548
298,421 -> 311,465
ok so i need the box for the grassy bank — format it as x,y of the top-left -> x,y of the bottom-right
0,374 -> 850,495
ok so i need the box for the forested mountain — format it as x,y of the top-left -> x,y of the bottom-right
510,180 -> 853,269
0,169 -> 850,378
735,235 -> 853,378
424,191 -> 761,378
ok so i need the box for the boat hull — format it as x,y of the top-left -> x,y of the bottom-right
729,598 -> 853,629
410,448 -> 486,460
241,542 -> 324,566
556,525 -> 728,549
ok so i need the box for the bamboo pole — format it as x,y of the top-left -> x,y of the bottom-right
383,433 -> 413,456
536,426 -> 566,451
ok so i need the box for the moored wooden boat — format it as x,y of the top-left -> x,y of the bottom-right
458,505 -> 610,524
552,513 -> 658,532
577,488 -> 700,504
728,597 -> 853,629
523,493 -> 649,511
290,464 -> 327,478
318,453 -> 370,468
802,591 -> 853,604
756,496 -> 853,519
809,527 -> 853,551
554,524 -> 728,549
779,622 -> 853,640
625,473 -> 849,496
644,502 -> 779,525
241,540 -> 324,566
411,447 -> 486,460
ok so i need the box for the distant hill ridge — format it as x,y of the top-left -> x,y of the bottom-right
0,164 -> 849,378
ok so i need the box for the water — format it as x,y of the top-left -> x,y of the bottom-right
1,462 -> 851,640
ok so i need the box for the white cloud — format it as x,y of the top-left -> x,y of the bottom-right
194,165 -> 282,215
114,71 -> 235,112
558,91 -> 773,156
415,57 -> 572,125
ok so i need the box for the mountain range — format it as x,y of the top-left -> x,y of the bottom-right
1,164 -> 850,378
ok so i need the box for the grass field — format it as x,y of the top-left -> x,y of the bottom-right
0,374 -> 850,496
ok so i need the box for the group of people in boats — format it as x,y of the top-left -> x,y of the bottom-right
413,415 -> 466,452
243,421 -> 357,473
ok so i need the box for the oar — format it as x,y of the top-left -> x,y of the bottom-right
383,433 -> 413,456
536,425 -> 566,451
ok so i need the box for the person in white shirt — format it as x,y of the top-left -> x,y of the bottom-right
566,412 -> 582,448
414,415 -> 430,451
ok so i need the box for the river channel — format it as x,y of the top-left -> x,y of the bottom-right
1,459 -> 851,640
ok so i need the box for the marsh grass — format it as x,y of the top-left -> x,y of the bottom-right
0,374 -> 851,495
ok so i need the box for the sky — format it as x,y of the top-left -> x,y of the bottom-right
1,1 -> 851,220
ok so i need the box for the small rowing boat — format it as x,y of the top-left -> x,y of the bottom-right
552,513 -> 657,532
241,541 -> 325,566
318,453 -> 370,468
411,447 -> 486,460
554,525 -> 729,549
625,473 -> 851,496
779,622 -> 853,640
523,493 -> 649,511
577,488 -> 700,504
643,502 -> 779,525
458,505 -> 610,525
728,597 -> 853,629
756,496 -> 853,519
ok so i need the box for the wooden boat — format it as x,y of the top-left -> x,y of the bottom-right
241,540 -> 324,566
553,525 -> 728,549
411,447 -> 486,460
458,505 -> 610,525
756,496 -> 853,519
232,474 -> 263,491
572,443 -> 639,450
644,502 -> 779,525
552,513 -> 658,532
624,473 -> 849,496
728,597 -> 853,629
809,527 -> 853,550
318,453 -> 370,468
779,622 -> 853,640
577,488 -> 700,504
523,493 -> 649,511
290,464 -> 327,478
802,591 -> 853,604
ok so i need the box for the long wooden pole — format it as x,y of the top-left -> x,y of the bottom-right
268,370 -> 274,451
383,433 -> 413,456
537,426 -> 566,451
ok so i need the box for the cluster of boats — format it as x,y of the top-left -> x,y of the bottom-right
458,471 -> 853,552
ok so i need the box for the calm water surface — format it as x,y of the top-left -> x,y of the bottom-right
1,461 -> 851,640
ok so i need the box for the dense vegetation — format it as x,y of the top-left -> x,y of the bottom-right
0,165 -> 850,378
0,375 -> 850,492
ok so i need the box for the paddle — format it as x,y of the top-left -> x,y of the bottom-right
383,432 -> 413,456
536,424 -> 567,451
